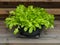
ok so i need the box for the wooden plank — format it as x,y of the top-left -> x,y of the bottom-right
0,20 -> 60,37
0,8 -> 15,15
0,0 -> 60,2
0,8 -> 60,15
0,21 -> 7,34
0,20 -> 60,43
52,0 -> 60,2
28,0 -> 52,2
28,0 -> 60,2
0,0 -> 28,2
46,9 -> 60,15
0,44 -> 7,45
8,43 -> 60,45
0,0 -> 50,2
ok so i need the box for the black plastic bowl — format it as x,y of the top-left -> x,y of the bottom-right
18,27 -> 43,38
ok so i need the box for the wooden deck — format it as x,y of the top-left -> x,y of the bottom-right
0,0 -> 60,45
0,8 -> 60,15
0,0 -> 60,2
0,20 -> 60,44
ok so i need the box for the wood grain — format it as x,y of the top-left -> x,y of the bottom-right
46,9 -> 60,15
0,20 -> 60,38
0,8 -> 60,15
0,0 -> 28,2
0,17 -> 60,43
0,0 -> 60,2
28,0 -> 60,2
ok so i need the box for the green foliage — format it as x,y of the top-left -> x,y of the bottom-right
13,28 -> 19,35
5,5 -> 54,34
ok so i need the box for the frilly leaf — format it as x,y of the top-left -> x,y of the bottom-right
13,28 -> 19,35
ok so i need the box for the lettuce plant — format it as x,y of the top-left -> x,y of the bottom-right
5,5 -> 54,35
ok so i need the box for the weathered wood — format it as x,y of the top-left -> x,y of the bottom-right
46,9 -> 60,15
0,0 -> 28,2
8,43 -> 60,45
0,8 -> 60,20
0,8 -> 14,15
5,20 -> 60,43
0,8 -> 60,15
29,0 -> 60,2
0,0 -> 51,2
0,0 -> 60,2
0,20 -> 60,38
52,0 -> 60,2
0,18 -> 60,44
28,0 -> 50,2
0,21 -> 7,34
0,0 -> 60,44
